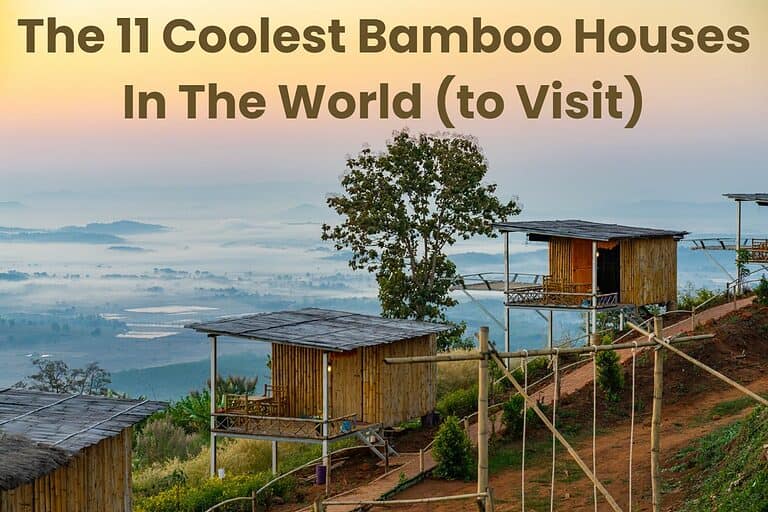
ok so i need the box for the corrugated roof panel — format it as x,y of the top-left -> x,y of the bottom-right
492,219 -> 688,241
188,308 -> 451,351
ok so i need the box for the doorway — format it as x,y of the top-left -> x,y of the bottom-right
597,246 -> 621,296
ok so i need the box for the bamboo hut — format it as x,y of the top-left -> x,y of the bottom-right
460,220 -> 687,310
455,219 -> 688,353
0,389 -> 164,512
188,308 -> 451,477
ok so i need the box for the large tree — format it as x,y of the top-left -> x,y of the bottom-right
322,130 -> 520,350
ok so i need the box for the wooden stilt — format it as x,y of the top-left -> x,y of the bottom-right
651,317 -> 664,512
477,327 -> 490,496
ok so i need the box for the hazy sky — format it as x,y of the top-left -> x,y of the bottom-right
1,0 -> 766,211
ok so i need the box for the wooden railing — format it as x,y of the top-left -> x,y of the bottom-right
505,276 -> 618,308
212,412 -> 359,440
747,239 -> 768,263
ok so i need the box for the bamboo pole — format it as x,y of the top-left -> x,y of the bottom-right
477,327 -> 490,496
626,322 -> 768,407
209,335 -> 218,478
650,317 -> 664,512
487,350 -> 623,512
324,492 -> 488,507
384,334 -> 714,365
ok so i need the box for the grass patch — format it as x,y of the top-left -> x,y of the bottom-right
690,393 -> 768,426
677,407 -> 768,511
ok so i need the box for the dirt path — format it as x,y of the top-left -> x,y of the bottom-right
530,297 -> 754,405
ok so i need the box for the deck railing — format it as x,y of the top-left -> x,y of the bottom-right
213,411 -> 359,440
747,239 -> 768,263
505,277 -> 618,308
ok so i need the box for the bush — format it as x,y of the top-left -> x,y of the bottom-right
134,417 -> 204,468
678,282 -> 718,311
501,395 -> 526,438
755,277 -> 768,306
164,390 -> 211,435
596,342 -> 625,403
511,357 -> 549,384
134,472 -> 296,512
432,416 -> 473,480
436,385 -> 477,419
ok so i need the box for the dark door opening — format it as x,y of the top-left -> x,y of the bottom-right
597,246 -> 621,296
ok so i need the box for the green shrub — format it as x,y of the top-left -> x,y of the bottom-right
134,472 -> 296,512
134,417 -> 204,468
678,282 -> 718,311
754,277 -> 768,306
436,385 -> 477,419
596,337 -> 624,402
164,390 -> 212,435
511,357 -> 549,384
501,395 -> 525,438
432,416 -> 474,480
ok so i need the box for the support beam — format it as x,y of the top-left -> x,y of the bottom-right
477,327 -> 490,496
650,318 -> 664,512
736,200 -> 743,295
209,335 -> 218,477
591,241 -> 598,334
547,310 -> 554,352
385,333 -> 714,364
504,233 -> 511,368
322,351 -> 330,486
272,441 -> 278,475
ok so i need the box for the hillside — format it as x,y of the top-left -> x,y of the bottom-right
395,303 -> 768,511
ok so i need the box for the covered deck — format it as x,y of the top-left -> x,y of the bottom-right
213,385 -> 371,442
456,272 -> 622,310
455,220 -> 687,311
188,308 -> 448,476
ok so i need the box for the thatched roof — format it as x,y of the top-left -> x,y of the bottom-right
0,433 -> 72,491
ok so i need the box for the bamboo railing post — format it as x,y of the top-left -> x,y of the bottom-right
486,486 -> 495,512
251,490 -> 257,512
651,317 -> 664,512
419,448 -> 425,473
477,327 -> 490,496
384,440 -> 390,474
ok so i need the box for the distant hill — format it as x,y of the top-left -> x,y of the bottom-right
61,220 -> 168,235
0,229 -> 124,244
0,220 -> 167,244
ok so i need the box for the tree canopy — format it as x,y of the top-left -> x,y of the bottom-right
322,130 -> 520,350
15,358 -> 112,395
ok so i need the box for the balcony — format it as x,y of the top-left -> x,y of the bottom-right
506,277 -> 619,309
746,239 -> 768,263
212,386 -> 371,442
455,273 -> 620,310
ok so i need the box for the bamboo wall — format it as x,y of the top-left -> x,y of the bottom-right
271,334 -> 437,427
548,238 -> 572,283
548,236 -> 678,306
272,344 -> 323,418
0,428 -> 132,512
360,334 -> 437,426
620,238 -> 678,306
